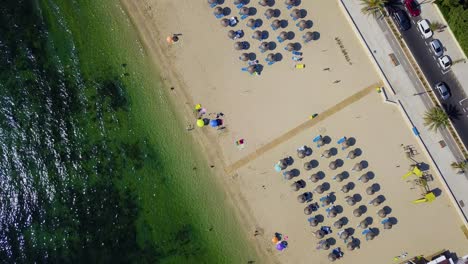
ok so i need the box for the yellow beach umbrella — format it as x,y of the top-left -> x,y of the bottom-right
197,119 -> 205,127
195,104 -> 202,110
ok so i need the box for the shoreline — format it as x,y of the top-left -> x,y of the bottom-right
119,0 -> 276,262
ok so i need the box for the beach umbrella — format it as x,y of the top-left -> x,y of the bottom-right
239,53 -> 250,61
247,65 -> 256,74
304,161 -> 313,171
284,170 -> 293,180
339,230 -> 349,240
220,18 -> 230,27
321,149 -> 332,158
370,197 -> 382,206
291,9 -> 301,19
297,20 -> 307,30
341,184 -> 350,193
259,0 -> 268,6
328,209 -> 337,218
309,218 -> 318,227
315,230 -> 325,239
234,42 -> 244,50
196,119 -> 205,127
347,242 -> 356,251
347,150 -> 356,159
315,185 -> 324,194
303,32 -> 314,42
366,186 -> 375,195
309,174 -> 319,183
353,208 -> 363,217
210,119 -> 219,127
328,253 -> 337,262
228,30 -> 236,39
358,219 -> 368,229
265,9 -> 275,19
285,43 -> 295,51
276,242 -> 285,251
304,205 -> 313,215
272,236 -> 279,243
378,209 -> 387,218
359,173 -> 370,183
333,219 -> 343,229
384,222 -> 393,229
239,7 -> 249,15
279,31 -> 288,40
291,181 -> 300,191
366,232 -> 376,240
329,161 -> 337,170
208,0 -> 217,3
334,173 -> 344,182
353,162 -> 363,172
267,53 -> 276,62
322,197 -> 331,206
252,30 -> 263,40
259,42 -> 270,51
214,7 -> 223,15
297,193 -> 307,203
246,19 -> 255,28
279,159 -> 288,169
285,0 -> 296,5
317,138 -> 325,147
271,19 -> 281,29
297,149 -> 306,159
320,241 -> 330,250
346,196 -> 356,206
342,139 -> 350,149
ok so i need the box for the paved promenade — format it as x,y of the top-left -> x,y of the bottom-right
339,0 -> 468,225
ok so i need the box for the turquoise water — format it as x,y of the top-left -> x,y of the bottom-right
0,0 -> 256,262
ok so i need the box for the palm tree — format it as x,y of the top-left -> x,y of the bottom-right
451,161 -> 467,174
360,0 -> 389,17
423,107 -> 450,131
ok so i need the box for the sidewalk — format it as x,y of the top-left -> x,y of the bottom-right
418,1 -> 468,89
339,0 -> 468,225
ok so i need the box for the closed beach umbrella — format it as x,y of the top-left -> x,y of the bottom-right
333,219 -> 343,229
315,230 -> 325,239
297,20 -> 307,30
328,253 -> 337,262
329,161 -> 337,170
260,42 -> 270,51
366,232 -> 376,240
303,32 -> 314,42
259,0 -> 268,6
309,173 -> 319,183
347,242 -> 356,251
228,30 -> 236,39
291,181 -> 300,191
267,53 -> 276,62
247,65 -> 256,74
247,19 -> 255,28
265,9 -> 275,18
359,173 -> 369,183
378,209 -> 387,218
353,162 -> 363,172
341,184 -> 350,193
252,30 -> 263,40
279,31 -> 288,40
239,7 -> 249,15
304,205 -> 313,215
334,173 -> 344,182
234,42 -> 244,50
304,161 -> 313,171
353,208 -> 363,217
346,196 -> 356,206
221,18 -> 230,27
214,7 -> 223,15
384,222 -> 393,229
285,43 -> 295,51
322,149 -> 331,158
239,53 -> 249,61
271,19 -> 281,29
366,186 -> 375,195
291,9 -> 301,19
196,119 -> 205,127
358,219 -> 368,229
284,170 -> 293,180
315,185 -> 324,194
339,230 -> 349,240
297,193 -> 307,203
347,150 -> 356,159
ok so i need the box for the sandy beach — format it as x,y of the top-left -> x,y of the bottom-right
121,0 -> 468,263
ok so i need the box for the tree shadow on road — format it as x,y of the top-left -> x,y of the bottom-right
442,103 -> 462,121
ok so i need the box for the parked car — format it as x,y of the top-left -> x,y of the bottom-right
430,39 -> 443,57
392,9 -> 411,31
417,19 -> 433,39
438,55 -> 451,70
404,0 -> 421,17
435,82 -> 450,100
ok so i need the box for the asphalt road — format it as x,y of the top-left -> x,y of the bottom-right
390,6 -> 468,148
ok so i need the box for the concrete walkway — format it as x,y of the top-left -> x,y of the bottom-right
339,0 -> 468,226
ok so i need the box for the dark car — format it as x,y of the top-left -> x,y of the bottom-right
392,9 -> 411,31
405,0 -> 421,17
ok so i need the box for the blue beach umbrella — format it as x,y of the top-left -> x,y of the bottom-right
210,119 -> 219,127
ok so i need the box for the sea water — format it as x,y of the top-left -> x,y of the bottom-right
0,0 -> 256,262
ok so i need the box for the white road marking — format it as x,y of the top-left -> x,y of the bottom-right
424,42 -> 429,46
458,98 -> 468,105
441,69 -> 451,75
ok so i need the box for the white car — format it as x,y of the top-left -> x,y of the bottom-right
430,39 -> 443,57
435,82 -> 450,100
417,19 -> 433,39
438,55 -> 451,70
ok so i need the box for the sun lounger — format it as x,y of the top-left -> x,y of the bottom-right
295,64 -> 305,69
292,51 -> 303,56
292,56 -> 302,61
313,135 -> 322,143
337,137 -> 346,144
240,14 -> 248,20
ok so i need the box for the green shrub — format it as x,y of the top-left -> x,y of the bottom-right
436,0 -> 468,55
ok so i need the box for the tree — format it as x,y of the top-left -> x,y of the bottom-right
423,107 -> 450,131
429,21 -> 446,32
360,0 -> 389,17
451,161 -> 467,174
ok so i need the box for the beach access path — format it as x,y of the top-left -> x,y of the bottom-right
340,0 -> 468,226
